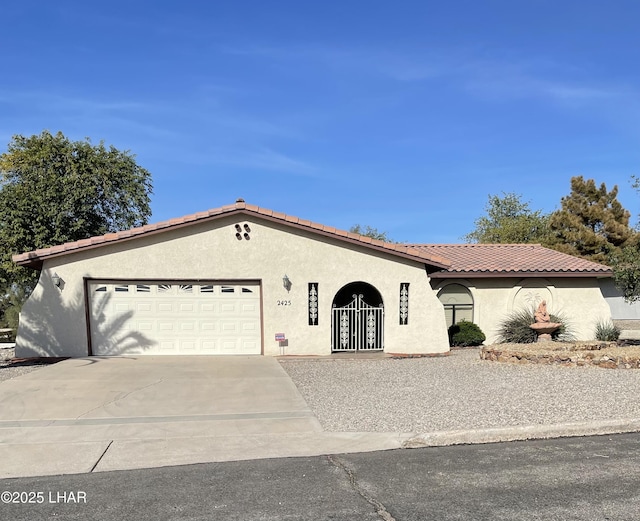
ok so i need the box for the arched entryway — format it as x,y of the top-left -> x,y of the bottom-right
331,282 -> 384,352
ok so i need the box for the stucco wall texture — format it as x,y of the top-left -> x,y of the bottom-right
16,215 -> 451,358
432,277 -> 612,344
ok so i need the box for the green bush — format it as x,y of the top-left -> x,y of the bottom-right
594,320 -> 620,341
0,329 -> 15,342
0,284 -> 28,339
497,307 -> 573,344
448,320 -> 486,347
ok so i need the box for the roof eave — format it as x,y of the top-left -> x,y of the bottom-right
250,211 -> 450,269
12,206 -> 451,270
13,254 -> 44,270
429,270 -> 613,279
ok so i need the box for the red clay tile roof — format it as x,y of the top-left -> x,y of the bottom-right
11,203 -> 616,278
12,201 -> 451,270
411,244 -> 612,278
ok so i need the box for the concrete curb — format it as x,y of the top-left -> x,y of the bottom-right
402,418 -> 640,448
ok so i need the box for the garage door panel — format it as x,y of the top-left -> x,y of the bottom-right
89,281 -> 261,355
159,340 -> 177,351
200,340 -> 219,352
180,340 -> 197,351
242,322 -> 257,332
222,321 -> 240,331
221,340 -> 239,351
159,322 -> 175,331
242,340 -> 259,351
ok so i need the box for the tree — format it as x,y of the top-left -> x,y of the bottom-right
610,244 -> 640,302
0,130 -> 153,289
609,174 -> 640,301
545,176 -> 635,264
349,224 -> 394,242
463,192 -> 549,244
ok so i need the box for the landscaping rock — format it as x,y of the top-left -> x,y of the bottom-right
481,342 -> 640,369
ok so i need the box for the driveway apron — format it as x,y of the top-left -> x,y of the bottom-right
0,356 -> 330,477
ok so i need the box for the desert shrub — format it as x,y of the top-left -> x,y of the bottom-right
448,320 -> 486,347
594,320 -> 621,341
497,307 -> 573,344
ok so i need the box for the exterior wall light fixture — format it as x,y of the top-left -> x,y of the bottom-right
282,274 -> 292,292
52,272 -> 62,288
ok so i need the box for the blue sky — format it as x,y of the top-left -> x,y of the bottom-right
2,0 -> 639,243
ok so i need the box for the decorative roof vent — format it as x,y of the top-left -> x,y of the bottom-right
234,222 -> 251,240
236,198 -> 245,203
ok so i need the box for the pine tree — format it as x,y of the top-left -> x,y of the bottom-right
546,176 -> 635,264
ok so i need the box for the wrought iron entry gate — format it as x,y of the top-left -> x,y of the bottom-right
332,294 -> 384,352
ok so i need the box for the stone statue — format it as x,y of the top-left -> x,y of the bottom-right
534,301 -> 550,323
530,300 -> 562,342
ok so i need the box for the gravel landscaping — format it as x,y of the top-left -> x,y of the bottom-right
0,346 -> 50,382
280,349 -> 640,433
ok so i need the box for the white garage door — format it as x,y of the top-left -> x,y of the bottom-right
88,281 -> 261,355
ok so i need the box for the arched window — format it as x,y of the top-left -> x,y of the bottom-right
438,284 -> 474,327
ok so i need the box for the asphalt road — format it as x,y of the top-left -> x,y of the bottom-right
1,433 -> 640,521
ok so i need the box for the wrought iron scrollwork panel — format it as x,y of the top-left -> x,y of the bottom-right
308,283 -> 319,326
332,294 -> 384,352
399,283 -> 409,325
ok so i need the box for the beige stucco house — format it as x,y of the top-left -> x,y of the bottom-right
13,200 -> 616,358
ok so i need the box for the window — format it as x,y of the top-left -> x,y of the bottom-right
136,284 -> 151,293
437,284 -> 474,327
200,285 -> 214,293
115,285 -> 129,293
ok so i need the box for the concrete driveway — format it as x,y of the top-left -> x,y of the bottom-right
0,357 -> 407,478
